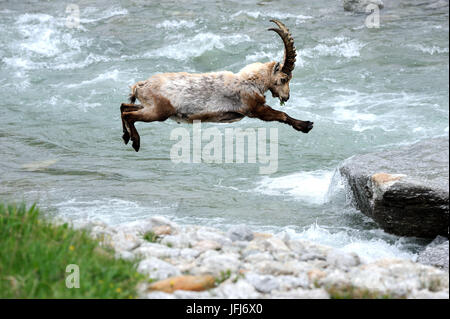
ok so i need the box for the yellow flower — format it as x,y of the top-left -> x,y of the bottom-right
116,287 -> 122,293
69,245 -> 75,251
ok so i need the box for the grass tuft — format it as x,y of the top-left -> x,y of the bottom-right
0,203 -> 147,298
143,231 -> 159,243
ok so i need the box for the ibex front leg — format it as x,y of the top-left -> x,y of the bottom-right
248,103 -> 313,133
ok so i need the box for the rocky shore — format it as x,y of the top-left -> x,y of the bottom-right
70,216 -> 449,299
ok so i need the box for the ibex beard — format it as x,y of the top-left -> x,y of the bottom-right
121,20 -> 314,152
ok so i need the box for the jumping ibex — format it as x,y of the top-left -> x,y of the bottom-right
121,20 -> 313,152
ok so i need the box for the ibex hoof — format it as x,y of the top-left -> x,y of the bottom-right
293,121 -> 314,133
122,132 -> 130,145
132,139 -> 140,152
303,121 -> 314,133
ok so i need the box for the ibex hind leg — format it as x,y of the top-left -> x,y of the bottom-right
120,103 -> 143,145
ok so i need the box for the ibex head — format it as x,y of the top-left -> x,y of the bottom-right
268,20 -> 297,104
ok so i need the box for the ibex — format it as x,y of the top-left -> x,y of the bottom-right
121,20 -> 313,152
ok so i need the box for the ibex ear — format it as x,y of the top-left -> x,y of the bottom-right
273,62 -> 280,73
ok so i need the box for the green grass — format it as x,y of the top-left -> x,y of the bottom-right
143,231 -> 159,243
0,203 -> 147,298
326,284 -> 397,299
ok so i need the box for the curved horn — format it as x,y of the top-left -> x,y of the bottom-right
268,19 -> 296,75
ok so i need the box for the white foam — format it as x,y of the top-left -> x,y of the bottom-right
302,37 -> 365,59
54,198 -> 175,225
245,50 -> 283,63
66,69 -> 121,88
145,33 -> 251,60
156,20 -> 196,30
409,44 -> 449,55
283,223 -> 417,263
231,10 -> 313,23
80,7 -> 128,24
255,170 -> 334,205
333,108 -> 377,122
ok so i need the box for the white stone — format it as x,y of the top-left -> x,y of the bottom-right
265,237 -> 290,252
277,275 -> 310,290
150,215 -> 176,228
244,252 -> 274,263
201,254 -> 240,276
326,250 -> 361,269
179,248 -> 201,260
227,225 -> 254,242
214,279 -> 261,299
134,243 -> 180,259
245,273 -> 279,293
109,231 -> 142,251
115,250 -> 136,261
161,233 -> 195,249
115,219 -> 154,236
137,257 -> 181,280
195,228 -> 231,246
194,240 -> 222,251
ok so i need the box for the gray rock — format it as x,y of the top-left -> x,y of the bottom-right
227,224 -> 254,242
339,137 -> 449,238
195,228 -> 231,246
179,248 -> 201,260
326,250 -> 361,269
134,243 -> 180,259
276,275 -> 310,290
214,279 -> 261,299
343,0 -> 384,13
137,257 -> 181,280
160,233 -> 195,248
244,252 -> 274,263
199,253 -> 240,276
115,219 -> 154,236
115,250 -> 135,261
245,273 -> 280,293
108,231 -> 142,251
417,236 -> 449,270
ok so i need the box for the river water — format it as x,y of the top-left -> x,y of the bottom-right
0,0 -> 448,262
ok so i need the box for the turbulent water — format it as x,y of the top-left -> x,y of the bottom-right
0,0 -> 448,262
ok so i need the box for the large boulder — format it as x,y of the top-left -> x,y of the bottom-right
339,137 -> 449,238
